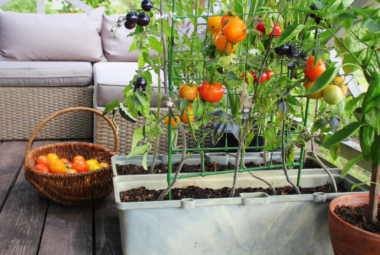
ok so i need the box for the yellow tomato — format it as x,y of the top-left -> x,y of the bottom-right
46,153 -> 59,163
181,109 -> 194,123
88,163 -> 101,171
86,159 -> 99,165
99,162 -> 110,168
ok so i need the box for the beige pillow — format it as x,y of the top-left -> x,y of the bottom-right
0,7 -> 105,62
101,14 -> 140,62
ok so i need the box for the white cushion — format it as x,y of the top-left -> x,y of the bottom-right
0,7 -> 105,62
0,61 -> 92,86
94,62 -> 164,107
101,14 -> 139,62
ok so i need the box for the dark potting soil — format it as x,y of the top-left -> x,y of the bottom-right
119,183 -> 347,202
334,204 -> 380,235
116,159 -> 321,175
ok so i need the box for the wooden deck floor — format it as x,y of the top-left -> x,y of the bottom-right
0,141 -> 122,255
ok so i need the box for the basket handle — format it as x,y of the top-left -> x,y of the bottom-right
24,107 -> 119,163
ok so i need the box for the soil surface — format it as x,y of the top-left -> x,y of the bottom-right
334,204 -> 380,235
120,183 -> 346,202
116,159 -> 321,175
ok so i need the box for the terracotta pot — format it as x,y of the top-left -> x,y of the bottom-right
328,193 -> 380,255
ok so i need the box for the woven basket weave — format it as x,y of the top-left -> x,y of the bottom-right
0,86 -> 93,140
24,107 -> 118,206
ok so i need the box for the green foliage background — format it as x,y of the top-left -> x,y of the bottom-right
1,0 -> 141,15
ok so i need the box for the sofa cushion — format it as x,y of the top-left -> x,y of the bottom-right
101,14 -> 139,62
0,61 -> 92,87
0,7 -> 105,62
94,62 -> 164,107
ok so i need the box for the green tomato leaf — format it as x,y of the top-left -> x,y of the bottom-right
119,104 -> 137,123
212,122 -> 227,145
324,133 -> 340,161
312,118 -> 327,134
103,100 -> 121,116
286,95 -> 300,106
350,7 -> 370,20
138,54 -> 145,69
344,93 -> 365,117
275,24 -> 305,47
364,19 -> 380,34
141,152 -> 148,170
307,65 -> 341,94
342,50 -> 365,75
127,143 -> 150,158
341,155 -> 364,178
264,127 -> 276,145
148,36 -> 163,53
321,122 -> 365,147
192,100 -> 204,118
129,41 -> 137,53
132,127 -> 144,149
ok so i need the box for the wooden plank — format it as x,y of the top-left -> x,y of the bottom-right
0,141 -> 53,255
38,139 -> 93,255
38,203 -> 92,255
0,142 -> 28,212
94,193 -> 122,255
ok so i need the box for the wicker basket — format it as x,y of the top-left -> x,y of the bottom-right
24,107 -> 119,206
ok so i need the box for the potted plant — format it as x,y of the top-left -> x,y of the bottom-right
291,1 -> 380,254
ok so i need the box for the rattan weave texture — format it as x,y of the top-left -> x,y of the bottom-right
94,107 -> 214,155
0,86 -> 93,140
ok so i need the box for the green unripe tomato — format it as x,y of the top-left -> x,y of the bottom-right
323,85 -> 343,105
219,54 -> 238,71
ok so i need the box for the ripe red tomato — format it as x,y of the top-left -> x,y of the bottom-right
35,164 -> 49,173
179,84 -> 198,100
73,155 -> 85,163
256,21 -> 265,34
36,156 -> 49,166
304,56 -> 326,81
253,73 -> 267,83
72,160 -> 88,173
241,72 -> 255,84
271,23 -> 282,38
199,81 -> 224,103
266,70 -> 274,80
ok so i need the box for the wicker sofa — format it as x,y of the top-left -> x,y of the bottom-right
0,8 -> 211,154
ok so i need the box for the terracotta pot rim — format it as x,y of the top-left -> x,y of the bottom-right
329,193 -> 380,239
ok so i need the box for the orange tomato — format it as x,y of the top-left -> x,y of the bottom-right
49,159 -> 67,174
73,155 -> 85,163
66,169 -> 77,174
89,164 -> 101,171
179,84 -> 198,100
331,77 -> 348,95
61,158 -> 72,165
165,116 -> 181,127
215,33 -> 238,53
72,160 -> 88,173
303,79 -> 323,99
46,153 -> 59,163
199,81 -> 224,103
99,162 -> 110,168
221,11 -> 236,27
212,31 -> 221,45
208,16 -> 223,34
181,109 -> 194,123
304,56 -> 326,81
36,156 -> 49,166
223,17 -> 247,43
35,164 -> 49,173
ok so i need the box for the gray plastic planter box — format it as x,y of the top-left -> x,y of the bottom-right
113,168 -> 368,255
112,151 -> 338,176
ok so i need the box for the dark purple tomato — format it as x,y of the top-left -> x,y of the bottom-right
274,43 -> 290,56
136,77 -> 147,90
141,0 -> 153,11
137,13 -> 150,26
126,12 -> 138,24
315,16 -> 322,24
124,21 -> 136,30
299,51 -> 308,61
286,45 -> 299,59
310,4 -> 318,10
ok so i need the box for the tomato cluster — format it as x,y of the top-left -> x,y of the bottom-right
303,56 -> 347,105
124,0 -> 153,29
34,154 -> 109,174
241,69 -> 274,84
255,21 -> 282,38
209,12 -> 247,54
